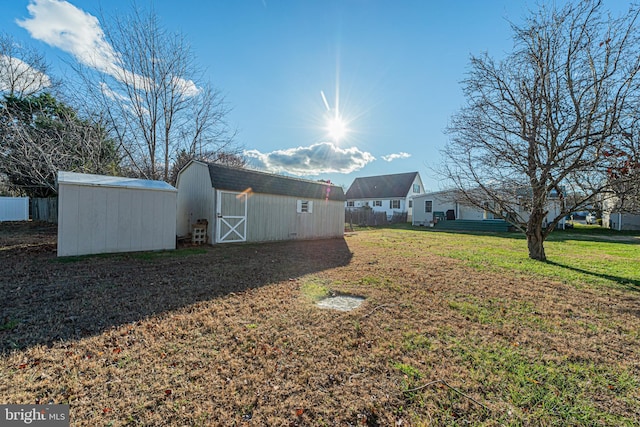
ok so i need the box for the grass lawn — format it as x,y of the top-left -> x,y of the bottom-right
1,222 -> 639,425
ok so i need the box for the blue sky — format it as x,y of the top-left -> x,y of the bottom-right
0,1 -> 630,191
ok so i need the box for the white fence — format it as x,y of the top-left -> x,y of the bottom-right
0,197 -> 29,221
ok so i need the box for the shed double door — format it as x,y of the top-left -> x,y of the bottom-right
216,190 -> 247,243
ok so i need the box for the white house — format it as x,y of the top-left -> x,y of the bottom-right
176,161 -> 345,244
57,172 -> 177,257
411,190 -> 484,225
412,189 -> 566,229
344,172 -> 425,221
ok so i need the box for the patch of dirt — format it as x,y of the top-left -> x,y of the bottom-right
0,222 -> 639,425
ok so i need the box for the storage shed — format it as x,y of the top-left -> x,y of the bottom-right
57,171 -> 177,257
176,161 -> 345,244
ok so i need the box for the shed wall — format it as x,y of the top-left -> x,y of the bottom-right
0,197 -> 29,221
176,162 -> 215,241
58,184 -> 176,256
246,193 -> 344,242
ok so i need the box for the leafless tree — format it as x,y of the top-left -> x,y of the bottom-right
75,5 -> 236,183
0,33 -> 55,97
0,93 -> 118,197
442,0 -> 640,261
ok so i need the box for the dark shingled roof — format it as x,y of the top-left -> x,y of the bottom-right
345,172 -> 419,199
205,162 -> 345,201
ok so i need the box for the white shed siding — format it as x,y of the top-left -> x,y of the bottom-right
0,197 -> 29,221
176,161 -> 215,241
246,194 -> 343,242
176,161 -> 345,244
57,172 -> 176,257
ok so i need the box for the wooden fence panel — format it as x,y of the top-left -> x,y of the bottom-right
345,208 -> 388,227
31,198 -> 58,223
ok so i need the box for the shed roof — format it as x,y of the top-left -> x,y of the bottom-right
345,172 -> 419,199
57,171 -> 177,192
202,162 -> 345,201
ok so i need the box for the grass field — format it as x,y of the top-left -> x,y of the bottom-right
1,222 -> 639,425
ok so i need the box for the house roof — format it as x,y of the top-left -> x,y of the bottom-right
345,172 -> 419,199
202,162 -> 345,201
57,171 -> 177,192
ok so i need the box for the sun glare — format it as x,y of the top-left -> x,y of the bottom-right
320,88 -> 352,143
326,114 -> 348,142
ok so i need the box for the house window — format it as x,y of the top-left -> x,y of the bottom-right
297,200 -> 313,213
374,200 -> 382,207
408,200 -> 413,208
425,200 -> 433,213
390,200 -> 400,209
413,184 -> 420,193
347,201 -> 354,207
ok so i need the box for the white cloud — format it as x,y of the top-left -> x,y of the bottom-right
244,142 -> 375,176
17,0 -> 200,97
0,54 -> 51,94
381,152 -> 411,162
17,0 -> 120,76
171,76 -> 201,98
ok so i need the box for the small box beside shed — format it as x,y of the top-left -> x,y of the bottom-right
57,171 -> 177,257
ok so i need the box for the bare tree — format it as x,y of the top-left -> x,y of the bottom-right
0,33 -> 54,97
0,93 -> 118,197
75,5 -> 236,182
443,0 -> 640,261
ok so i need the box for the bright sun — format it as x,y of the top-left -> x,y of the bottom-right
326,114 -> 348,142
321,89 -> 350,143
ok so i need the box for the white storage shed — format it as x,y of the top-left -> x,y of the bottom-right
176,161 -> 345,244
57,171 -> 177,257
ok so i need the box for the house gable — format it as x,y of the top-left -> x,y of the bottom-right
345,172 -> 420,200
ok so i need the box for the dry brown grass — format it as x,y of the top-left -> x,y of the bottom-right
1,222 -> 638,426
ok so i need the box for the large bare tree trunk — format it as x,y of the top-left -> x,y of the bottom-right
526,210 -> 547,261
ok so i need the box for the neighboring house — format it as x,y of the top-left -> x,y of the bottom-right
57,172 -> 177,257
176,161 -> 345,244
602,194 -> 640,230
411,190 -> 484,225
344,172 -> 425,221
412,189 -> 566,229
